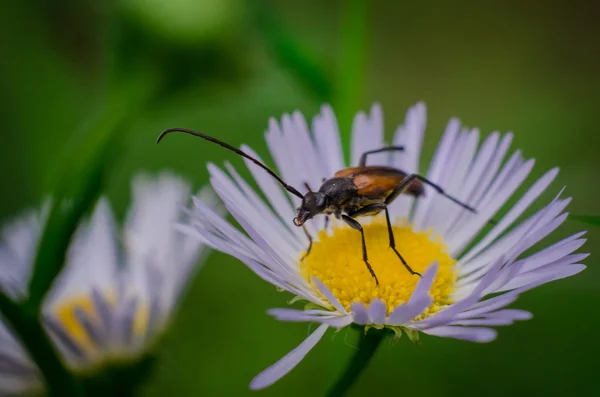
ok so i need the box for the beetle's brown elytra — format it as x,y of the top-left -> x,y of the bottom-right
157,129 -> 482,285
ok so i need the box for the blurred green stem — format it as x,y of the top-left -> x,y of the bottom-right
570,215 -> 600,227
252,0 -> 332,101
327,328 -> 385,397
0,293 -> 84,396
335,0 -> 369,152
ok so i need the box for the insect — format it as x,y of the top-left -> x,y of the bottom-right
157,128 -> 481,285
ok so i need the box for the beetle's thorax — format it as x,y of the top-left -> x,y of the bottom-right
318,177 -> 357,207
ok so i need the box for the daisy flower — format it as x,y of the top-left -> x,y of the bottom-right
0,172 -> 213,395
180,102 -> 588,390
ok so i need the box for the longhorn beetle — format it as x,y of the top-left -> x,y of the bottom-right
157,128 -> 482,285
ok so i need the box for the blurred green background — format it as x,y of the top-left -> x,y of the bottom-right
1,0 -> 599,396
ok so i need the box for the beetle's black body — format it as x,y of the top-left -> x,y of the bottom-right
295,167 -> 423,225
157,128 -> 480,285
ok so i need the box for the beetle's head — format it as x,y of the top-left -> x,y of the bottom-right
293,192 -> 327,226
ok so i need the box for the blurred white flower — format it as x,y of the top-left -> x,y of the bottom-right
0,172 -> 214,395
182,103 -> 587,389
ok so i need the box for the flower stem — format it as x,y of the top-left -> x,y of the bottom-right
326,328 -> 385,397
0,293 -> 84,396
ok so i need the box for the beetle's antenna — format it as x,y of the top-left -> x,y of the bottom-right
157,128 -> 304,199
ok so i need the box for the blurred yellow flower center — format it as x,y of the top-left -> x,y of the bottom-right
300,219 -> 456,315
54,293 -> 149,366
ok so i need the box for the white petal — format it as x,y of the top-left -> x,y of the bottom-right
224,162 -> 303,252
211,163 -> 302,263
449,155 -> 535,255
0,207 -> 46,300
219,194 -> 309,288
431,128 -> 480,235
313,104 -> 345,175
238,146 -> 299,237
461,133 -> 514,211
209,176 -> 300,275
193,219 -> 318,302
460,167 -> 559,265
351,106 -> 385,167
518,235 -> 586,273
47,198 -> 118,306
445,133 -> 512,237
388,263 -> 438,325
250,324 -> 328,390
458,197 -> 570,280
449,309 -> 532,326
124,173 -> 194,302
414,257 -> 505,329
351,302 -> 370,325
313,278 -> 347,314
413,118 -> 461,230
388,102 -> 426,217
267,308 -> 352,328
186,196 -> 321,303
291,110 -> 329,191
482,211 -> 572,294
265,118 -> 300,206
367,299 -> 387,325
189,196 -> 265,261
423,326 -> 497,342
497,256 -> 586,292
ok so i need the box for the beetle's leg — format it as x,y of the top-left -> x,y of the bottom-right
324,215 -> 330,231
386,173 -> 477,213
348,204 -> 422,277
359,146 -> 405,166
341,215 -> 379,285
382,205 -> 421,277
300,225 -> 313,262
385,174 -> 498,225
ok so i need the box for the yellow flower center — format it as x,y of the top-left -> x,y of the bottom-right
54,292 -> 150,368
300,219 -> 457,316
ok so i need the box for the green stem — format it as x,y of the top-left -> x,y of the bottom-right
570,214 -> 600,227
327,328 -> 385,397
252,0 -> 332,101
335,0 -> 369,153
0,294 -> 83,396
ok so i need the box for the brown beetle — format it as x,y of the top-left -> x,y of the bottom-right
157,128 -> 479,285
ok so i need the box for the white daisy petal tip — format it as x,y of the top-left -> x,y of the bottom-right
249,324 -> 329,390
424,326 -> 498,343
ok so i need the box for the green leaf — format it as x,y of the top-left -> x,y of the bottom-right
252,1 -> 332,102
335,0 -> 369,152
570,215 -> 600,227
